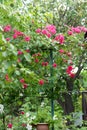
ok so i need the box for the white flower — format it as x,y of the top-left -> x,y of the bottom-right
26,124 -> 32,130
72,67 -> 78,73
0,104 -> 4,113
31,115 -> 36,120
41,102 -> 44,107
53,115 -> 58,120
19,93 -> 23,96
26,112 -> 30,117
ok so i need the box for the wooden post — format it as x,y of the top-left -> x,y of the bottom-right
82,91 -> 87,120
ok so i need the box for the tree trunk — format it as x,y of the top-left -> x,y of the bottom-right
58,79 -> 74,115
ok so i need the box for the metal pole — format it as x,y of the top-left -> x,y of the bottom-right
50,49 -> 54,130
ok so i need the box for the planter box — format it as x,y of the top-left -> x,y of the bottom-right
36,123 -> 49,130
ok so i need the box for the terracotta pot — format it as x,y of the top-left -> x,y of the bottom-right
36,123 -> 49,130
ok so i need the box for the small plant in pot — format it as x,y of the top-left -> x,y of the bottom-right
31,102 -> 53,130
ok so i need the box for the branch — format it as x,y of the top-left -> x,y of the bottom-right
73,49 -> 86,81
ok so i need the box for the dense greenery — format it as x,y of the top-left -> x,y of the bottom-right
0,0 -> 87,130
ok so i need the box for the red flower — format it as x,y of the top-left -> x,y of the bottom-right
39,79 -> 44,85
23,83 -> 28,89
68,30 -> 73,35
22,123 -> 27,127
52,63 -> 57,68
3,25 -> 11,32
18,50 -> 23,55
24,36 -> 30,42
70,73 -> 75,78
37,53 -> 41,56
5,74 -> 11,82
46,24 -> 56,35
17,58 -> 21,62
6,38 -> 10,41
59,49 -> 65,54
36,28 -> 41,33
35,59 -> 39,63
25,49 -> 30,53
66,66 -> 73,74
7,123 -> 12,128
54,34 -> 64,44
42,29 -> 48,35
20,78 -> 25,83
13,30 -> 24,39
42,62 -> 48,66
72,27 -> 81,33
66,52 -> 72,57
13,33 -> 18,39
20,111 -> 25,115
46,32 -> 51,38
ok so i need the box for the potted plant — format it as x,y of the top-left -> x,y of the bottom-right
31,101 -> 53,130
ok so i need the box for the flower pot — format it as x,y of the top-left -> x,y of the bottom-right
36,123 -> 49,130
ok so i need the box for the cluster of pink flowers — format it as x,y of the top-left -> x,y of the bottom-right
59,49 -> 72,57
54,34 -> 65,44
36,24 -> 56,38
32,53 -> 42,63
32,52 -> 41,57
35,58 -> 39,63
20,78 -> 28,89
3,25 -> 11,32
68,26 -> 87,35
46,25 -> 56,35
42,62 -> 48,66
3,25 -> 30,42
66,66 -> 75,78
17,49 -> 30,62
13,29 -> 24,39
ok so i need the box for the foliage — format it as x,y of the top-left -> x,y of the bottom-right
0,0 -> 87,129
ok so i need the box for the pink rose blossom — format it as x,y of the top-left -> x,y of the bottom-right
13,33 -> 18,39
7,123 -> 12,128
67,52 -> 72,57
6,38 -> 10,41
52,63 -> 57,68
66,66 -> 73,74
25,49 -> 30,53
42,29 -> 48,35
39,79 -> 44,85
18,50 -> 23,55
24,36 -> 30,42
42,62 -> 48,66
71,27 -> 81,33
46,32 -> 51,38
20,111 -> 25,114
3,25 -> 11,32
35,59 -> 39,63
20,78 -> 25,83
68,30 -> 73,35
54,34 -> 64,44
17,58 -> 21,62
36,28 -> 41,33
23,83 -> 28,89
59,49 -> 65,54
46,25 -> 56,34
70,73 -> 75,78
